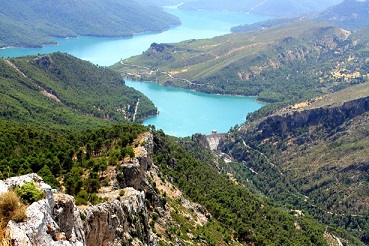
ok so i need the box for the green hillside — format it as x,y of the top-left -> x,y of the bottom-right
113,20 -> 368,113
0,52 -> 157,130
153,131 -> 335,245
112,20 -> 369,243
231,17 -> 300,33
177,0 -> 342,16
232,0 -> 369,35
316,0 -> 369,31
218,82 -> 369,244
0,0 -> 180,48
0,119 -> 348,245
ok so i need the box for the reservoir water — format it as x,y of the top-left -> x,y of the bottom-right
126,80 -> 265,137
0,6 -> 267,137
0,7 -> 267,65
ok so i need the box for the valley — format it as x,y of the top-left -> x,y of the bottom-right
218,82 -> 369,243
1,0 -> 369,245
115,19 -> 369,120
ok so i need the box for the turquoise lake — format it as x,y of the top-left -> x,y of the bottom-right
0,7 -> 267,65
126,80 -> 265,137
0,6 -> 267,137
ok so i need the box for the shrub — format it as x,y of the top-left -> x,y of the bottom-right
0,191 -> 27,223
0,191 -> 27,243
15,182 -> 44,204
75,190 -> 90,206
89,193 -> 101,205
79,212 -> 86,220
75,197 -> 88,206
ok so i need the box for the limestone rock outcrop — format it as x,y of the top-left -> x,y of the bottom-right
255,95 -> 369,141
1,174 -> 156,246
81,188 -> 156,246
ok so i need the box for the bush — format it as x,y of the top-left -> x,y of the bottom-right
15,182 -> 44,204
89,193 -> 101,205
75,197 -> 88,206
0,191 -> 27,222
0,191 -> 27,243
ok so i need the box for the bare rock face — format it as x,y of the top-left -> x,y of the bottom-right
53,194 -> 85,244
32,55 -> 57,70
121,133 -> 154,191
0,180 -> 8,194
3,174 -> 84,246
81,188 -> 156,246
255,95 -> 369,141
8,198 -> 84,246
2,174 -> 157,246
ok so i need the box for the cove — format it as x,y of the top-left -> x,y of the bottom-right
126,80 -> 265,137
0,7 -> 267,66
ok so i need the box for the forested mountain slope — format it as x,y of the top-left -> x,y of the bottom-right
114,20 -> 368,112
232,0 -> 369,34
0,0 -> 180,48
0,121 -> 354,245
0,52 -> 157,129
175,0 -> 342,17
218,82 -> 369,244
316,0 -> 369,31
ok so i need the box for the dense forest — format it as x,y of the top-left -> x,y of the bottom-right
0,119 -> 342,245
0,122 -> 147,204
218,82 -> 369,244
0,0 -> 180,48
0,52 -> 157,129
153,131 -> 338,245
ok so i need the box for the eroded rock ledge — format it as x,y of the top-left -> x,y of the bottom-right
0,174 -> 157,246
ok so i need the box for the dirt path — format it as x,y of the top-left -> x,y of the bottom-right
132,98 -> 140,122
5,60 -> 27,78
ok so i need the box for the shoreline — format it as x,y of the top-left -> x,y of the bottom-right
0,20 -> 181,51
124,77 -> 266,103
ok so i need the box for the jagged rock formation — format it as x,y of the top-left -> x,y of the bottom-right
205,133 -> 225,151
0,132 -> 222,245
0,133 -> 184,246
81,188 -> 156,246
1,173 -> 157,246
255,95 -> 369,140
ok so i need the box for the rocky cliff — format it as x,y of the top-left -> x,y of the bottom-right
253,95 -> 369,142
0,173 -> 156,246
0,133 -> 158,246
0,132 -> 213,246
219,90 -> 369,243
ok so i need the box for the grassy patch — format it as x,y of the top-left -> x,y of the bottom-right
0,191 -> 27,242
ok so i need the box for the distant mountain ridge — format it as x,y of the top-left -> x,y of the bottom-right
176,0 -> 343,16
0,0 -> 180,48
315,0 -> 369,30
232,0 -> 369,34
